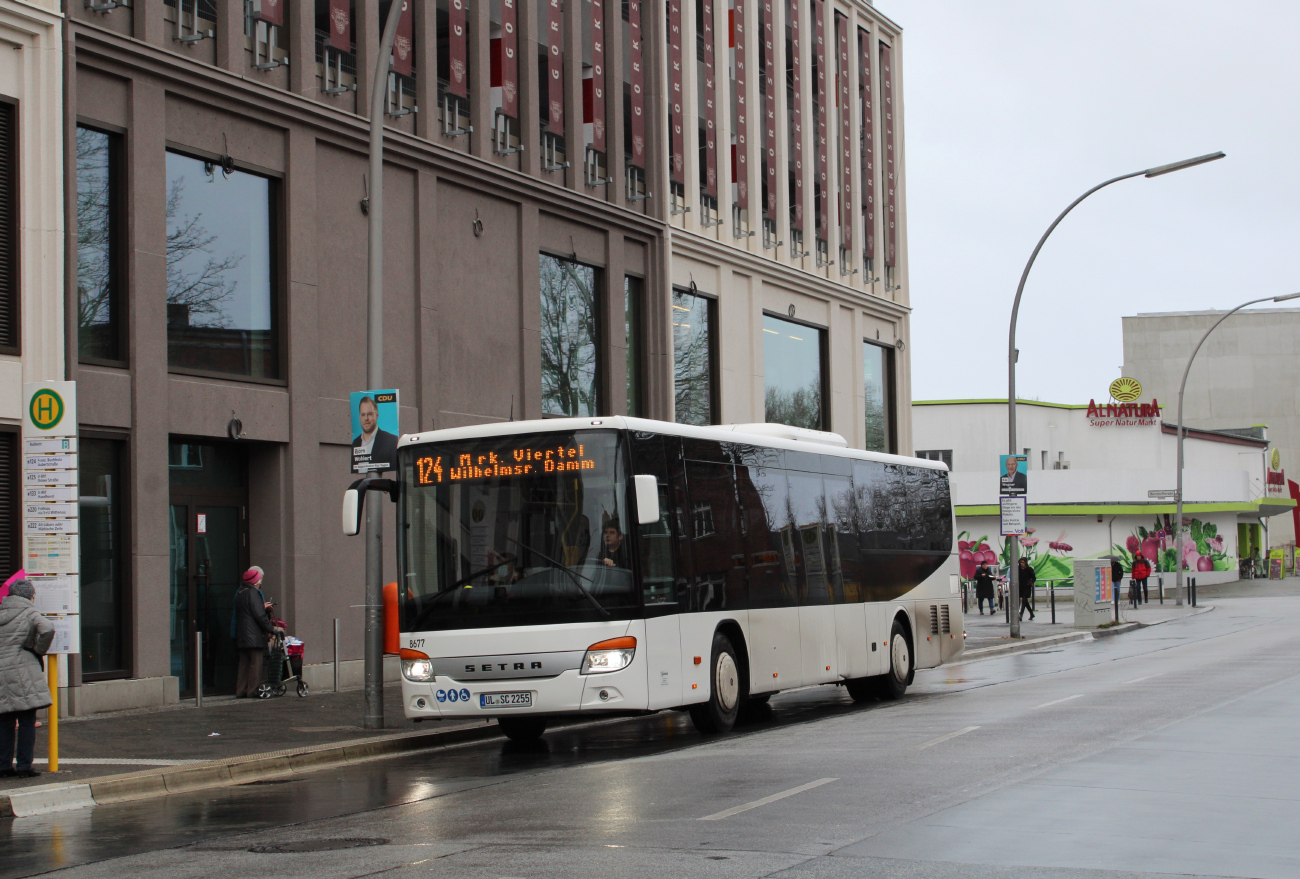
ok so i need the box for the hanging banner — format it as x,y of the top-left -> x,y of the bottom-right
501,0 -> 518,117
858,27 -> 874,263
669,0 -> 684,184
734,0 -> 749,210
253,0 -> 283,27
547,0 -> 564,131
448,0 -> 468,97
814,0 -> 828,241
880,40 -> 897,266
628,0 -> 645,167
591,0 -> 605,150
328,0 -> 350,51
836,12 -> 851,249
763,0 -> 777,221
392,1 -> 414,76
789,0 -> 803,234
702,0 -> 717,199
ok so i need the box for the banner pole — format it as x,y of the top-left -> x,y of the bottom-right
47,655 -> 59,773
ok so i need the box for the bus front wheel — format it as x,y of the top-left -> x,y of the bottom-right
875,618 -> 911,700
688,632 -> 742,734
498,716 -> 549,741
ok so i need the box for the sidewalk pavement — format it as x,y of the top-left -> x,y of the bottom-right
962,593 -> 1211,654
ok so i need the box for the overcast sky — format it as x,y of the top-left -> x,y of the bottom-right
873,0 -> 1300,404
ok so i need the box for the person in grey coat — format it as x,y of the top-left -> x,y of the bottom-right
0,579 -> 55,778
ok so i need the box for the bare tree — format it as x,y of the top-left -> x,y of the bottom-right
76,129 -> 113,343
539,256 -> 598,416
165,174 -> 240,328
764,379 -> 822,430
672,292 -> 712,425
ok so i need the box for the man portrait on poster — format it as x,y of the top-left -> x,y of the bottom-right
351,390 -> 400,473
999,454 -> 1028,496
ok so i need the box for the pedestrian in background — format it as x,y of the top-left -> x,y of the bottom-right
0,579 -> 55,778
1018,557 -> 1036,621
974,562 -> 996,615
233,566 -> 283,698
1132,553 -> 1152,606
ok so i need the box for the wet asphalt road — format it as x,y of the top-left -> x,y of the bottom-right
5,594 -> 1299,879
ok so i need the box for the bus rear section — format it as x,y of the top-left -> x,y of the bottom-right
385,418 -> 956,738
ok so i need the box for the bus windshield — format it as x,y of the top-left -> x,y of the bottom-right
399,430 -> 638,631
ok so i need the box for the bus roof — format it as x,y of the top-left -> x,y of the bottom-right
397,417 -> 949,472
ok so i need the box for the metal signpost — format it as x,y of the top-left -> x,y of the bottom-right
22,382 -> 79,773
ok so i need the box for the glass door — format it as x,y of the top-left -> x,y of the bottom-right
195,505 -> 242,695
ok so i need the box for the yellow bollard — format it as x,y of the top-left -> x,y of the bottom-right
46,654 -> 58,773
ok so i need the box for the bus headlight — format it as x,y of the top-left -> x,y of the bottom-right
400,648 -> 434,682
581,636 -> 636,674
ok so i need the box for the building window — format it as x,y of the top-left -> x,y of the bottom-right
77,126 -> 126,364
80,439 -> 127,677
672,286 -> 716,425
0,100 -> 17,354
916,449 -> 952,469
764,312 -> 826,430
165,151 -> 280,379
625,275 -> 643,417
0,429 -> 16,581
863,338 -> 895,453
540,253 -> 601,417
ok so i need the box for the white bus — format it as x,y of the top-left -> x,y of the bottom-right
345,417 -> 962,741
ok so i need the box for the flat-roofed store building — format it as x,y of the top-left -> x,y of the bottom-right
61,0 -> 911,711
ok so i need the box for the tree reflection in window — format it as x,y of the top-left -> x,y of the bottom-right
763,313 -> 825,430
672,288 -> 714,425
76,127 -> 121,362
165,152 -> 278,378
540,253 -> 600,417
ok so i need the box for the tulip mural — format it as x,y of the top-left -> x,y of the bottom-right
957,528 -> 1074,583
1111,517 -> 1232,573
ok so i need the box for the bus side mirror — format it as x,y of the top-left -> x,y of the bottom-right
634,474 -> 660,526
342,488 -> 362,536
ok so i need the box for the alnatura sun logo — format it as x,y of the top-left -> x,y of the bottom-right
29,388 -> 65,430
1108,377 -> 1143,403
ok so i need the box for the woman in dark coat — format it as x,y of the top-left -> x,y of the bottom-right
234,566 -> 283,698
974,562 -> 996,615
1018,557 -> 1036,621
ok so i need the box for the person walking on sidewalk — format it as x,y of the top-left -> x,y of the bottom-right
233,566 -> 283,698
0,579 -> 55,778
1131,553 -> 1152,606
974,562 -> 996,615
1018,557 -> 1036,621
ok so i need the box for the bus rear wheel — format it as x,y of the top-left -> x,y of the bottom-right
498,716 -> 549,741
688,632 -> 742,734
875,618 -> 911,700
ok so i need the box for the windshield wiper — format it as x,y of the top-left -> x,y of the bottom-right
505,536 -> 610,619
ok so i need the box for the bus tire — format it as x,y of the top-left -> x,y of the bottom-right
844,678 -> 876,703
498,716 -> 549,741
875,618 -> 911,700
688,632 -> 742,734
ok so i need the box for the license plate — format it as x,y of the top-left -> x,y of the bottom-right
479,691 -> 532,708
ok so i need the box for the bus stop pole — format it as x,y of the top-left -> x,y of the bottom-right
46,655 -> 58,773
363,0 -> 408,732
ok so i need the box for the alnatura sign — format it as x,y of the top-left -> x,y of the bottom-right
1088,377 -> 1160,427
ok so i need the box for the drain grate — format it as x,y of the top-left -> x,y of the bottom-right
250,838 -> 390,854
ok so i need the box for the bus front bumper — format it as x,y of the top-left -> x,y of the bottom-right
401,666 -> 644,718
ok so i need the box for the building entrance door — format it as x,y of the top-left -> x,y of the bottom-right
168,442 -> 248,698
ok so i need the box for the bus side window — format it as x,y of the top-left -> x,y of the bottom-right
630,432 -> 680,607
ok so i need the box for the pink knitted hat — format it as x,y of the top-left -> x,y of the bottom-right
242,566 -> 264,586
0,568 -> 25,601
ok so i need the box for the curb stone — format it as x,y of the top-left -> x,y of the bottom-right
959,604 -> 1214,662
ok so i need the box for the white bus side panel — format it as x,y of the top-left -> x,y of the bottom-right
833,603 -> 870,679
799,606 -> 839,685
678,611 -> 746,705
748,607 -> 803,692
644,615 -> 684,709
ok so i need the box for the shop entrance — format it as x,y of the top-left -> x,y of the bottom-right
168,441 -> 248,697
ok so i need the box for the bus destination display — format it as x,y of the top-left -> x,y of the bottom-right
415,443 -> 598,485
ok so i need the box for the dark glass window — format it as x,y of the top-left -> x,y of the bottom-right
863,339 -> 895,452
736,448 -> 794,608
540,253 -> 601,417
824,473 -> 858,600
80,439 -> 127,675
672,287 -> 715,425
165,151 -> 279,379
786,470 -> 831,604
629,431 -> 682,608
0,101 -> 16,354
625,276 -> 643,416
0,430 -> 16,579
685,458 -> 747,611
764,313 -> 826,430
77,126 -> 125,363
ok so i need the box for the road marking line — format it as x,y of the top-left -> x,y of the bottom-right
912,726 -> 980,751
1033,694 -> 1084,710
1125,673 -> 1165,684
699,778 -> 838,821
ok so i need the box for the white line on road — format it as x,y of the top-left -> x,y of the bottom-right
1033,694 -> 1084,710
699,778 -> 838,821
1125,673 -> 1165,685
912,726 -> 980,751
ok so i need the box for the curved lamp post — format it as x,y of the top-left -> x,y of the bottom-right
1173,291 -> 1300,604
1006,151 -> 1224,638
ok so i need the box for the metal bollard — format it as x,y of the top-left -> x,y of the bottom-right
1190,577 -> 1197,607
1159,574 -> 1164,604
1113,579 -> 1120,622
333,618 -> 341,693
195,631 -> 203,708
1050,582 -> 1056,624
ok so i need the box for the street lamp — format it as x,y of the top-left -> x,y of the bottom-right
1173,291 -> 1300,605
1006,151 -> 1224,638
